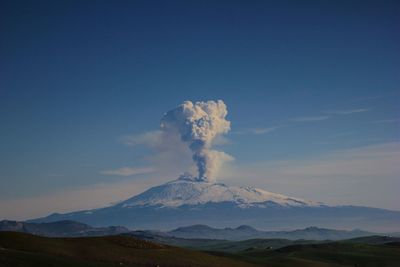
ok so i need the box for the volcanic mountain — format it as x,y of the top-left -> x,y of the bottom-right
118,175 -> 320,209
31,175 -> 400,232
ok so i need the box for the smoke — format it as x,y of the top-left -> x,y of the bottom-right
161,100 -> 233,183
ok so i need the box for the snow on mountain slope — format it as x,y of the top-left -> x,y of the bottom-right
117,175 -> 321,208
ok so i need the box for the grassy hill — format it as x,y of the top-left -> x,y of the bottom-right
345,235 -> 400,245
221,241 -> 400,267
0,232 -> 257,267
1,231 -> 400,267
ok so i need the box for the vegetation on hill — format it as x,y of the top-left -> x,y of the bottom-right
0,232 -> 256,267
217,241 -> 400,267
1,231 -> 400,267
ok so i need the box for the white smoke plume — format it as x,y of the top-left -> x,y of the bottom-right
161,100 -> 233,183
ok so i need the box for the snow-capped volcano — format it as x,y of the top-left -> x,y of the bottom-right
118,175 -> 319,208
30,176 -> 400,232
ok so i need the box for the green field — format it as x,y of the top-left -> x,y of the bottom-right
1,232 -> 399,267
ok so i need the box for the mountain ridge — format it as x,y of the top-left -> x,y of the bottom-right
0,219 -> 129,237
167,224 -> 376,241
0,219 -> 383,241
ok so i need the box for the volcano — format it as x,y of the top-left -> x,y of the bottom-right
31,175 -> 400,232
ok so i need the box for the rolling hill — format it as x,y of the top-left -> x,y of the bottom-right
1,231 -> 400,267
0,231 -> 257,267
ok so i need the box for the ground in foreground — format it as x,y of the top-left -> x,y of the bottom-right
0,232 -> 256,267
1,232 -> 400,267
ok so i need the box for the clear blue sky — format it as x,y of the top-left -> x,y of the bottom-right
0,0 -> 399,219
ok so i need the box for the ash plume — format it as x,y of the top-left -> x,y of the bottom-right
161,100 -> 233,183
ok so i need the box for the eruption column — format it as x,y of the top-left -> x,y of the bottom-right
161,100 -> 232,182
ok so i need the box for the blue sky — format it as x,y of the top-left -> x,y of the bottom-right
0,0 -> 399,219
